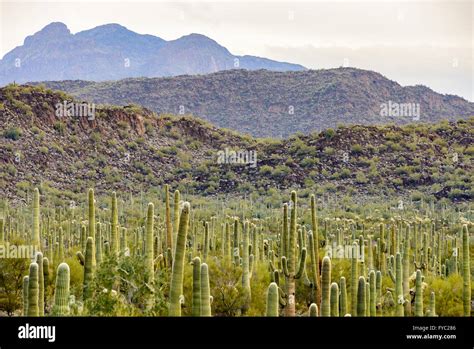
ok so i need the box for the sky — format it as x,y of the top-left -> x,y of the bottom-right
0,0 -> 472,101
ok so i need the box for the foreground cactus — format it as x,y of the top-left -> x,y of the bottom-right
200,262 -> 211,316
330,282 -> 339,317
351,242 -> 358,316
192,257 -> 201,316
309,194 -> 321,305
32,188 -> 40,250
242,221 -> 251,314
52,263 -> 70,316
339,276 -> 347,316
145,203 -> 154,284
462,225 -> 471,316
27,262 -> 39,316
321,256 -> 331,317
357,276 -> 366,317
83,237 -> 95,301
309,303 -> 318,317
168,202 -> 190,316
415,269 -> 423,316
111,192 -> 119,255
87,189 -> 96,268
22,276 -> 29,316
369,270 -> 376,317
35,252 -> 44,316
266,282 -> 279,316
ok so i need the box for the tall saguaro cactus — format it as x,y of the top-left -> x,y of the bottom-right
192,257 -> 201,316
165,184 -> 173,251
266,282 -> 279,316
111,192 -> 119,256
200,262 -> 211,316
340,276 -> 347,316
357,276 -> 366,317
145,203 -> 154,284
462,225 -> 471,316
35,252 -> 44,316
169,202 -> 190,316
27,263 -> 39,316
414,269 -> 423,316
52,263 -> 70,316
284,191 -> 307,317
389,252 -> 405,316
32,188 -> 40,250
173,190 -> 180,254
22,276 -> 29,316
87,189 -> 96,268
321,256 -> 331,317
309,195 -> 321,304
83,237 -> 95,301
351,242 -> 358,316
330,282 -> 339,317
242,221 -> 251,314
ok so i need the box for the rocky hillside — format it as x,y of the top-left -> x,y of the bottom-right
38,68 -> 474,138
1,84 -> 473,203
0,22 -> 304,85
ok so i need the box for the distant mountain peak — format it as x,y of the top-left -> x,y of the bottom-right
24,22 -> 71,45
1,22 -> 305,84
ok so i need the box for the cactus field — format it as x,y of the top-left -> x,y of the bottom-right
0,186 -> 472,317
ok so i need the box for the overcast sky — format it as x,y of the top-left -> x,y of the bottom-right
1,0 -> 472,100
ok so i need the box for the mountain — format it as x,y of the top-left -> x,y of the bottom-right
1,84 -> 473,202
0,22 -> 305,85
37,68 -> 474,137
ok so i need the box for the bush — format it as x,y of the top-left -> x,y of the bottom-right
4,127 -> 22,140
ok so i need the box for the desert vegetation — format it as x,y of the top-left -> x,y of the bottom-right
0,186 -> 472,317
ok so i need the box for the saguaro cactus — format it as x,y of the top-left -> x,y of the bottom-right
145,203 -> 154,284
428,291 -> 437,317
462,225 -> 471,316
192,257 -> 201,317
22,276 -> 29,316
389,252 -> 405,316
27,262 -> 39,316
357,276 -> 366,317
309,303 -> 319,317
283,191 -> 307,317
266,282 -> 279,316
165,184 -> 173,251
32,188 -> 40,250
414,269 -> 423,316
111,192 -> 119,255
173,190 -> 180,254
83,237 -> 95,301
200,262 -> 211,316
330,282 -> 339,317
351,242 -> 358,316
52,263 -> 70,316
35,252 -> 44,316
87,189 -> 96,268
169,202 -> 190,316
309,194 -> 321,305
242,221 -> 251,314
369,270 -> 376,317
321,256 -> 331,317
340,276 -> 347,316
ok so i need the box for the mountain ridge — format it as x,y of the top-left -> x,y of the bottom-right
35,67 -> 474,137
0,22 -> 305,85
1,84 -> 472,202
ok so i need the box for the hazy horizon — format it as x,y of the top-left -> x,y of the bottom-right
1,0 -> 472,101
